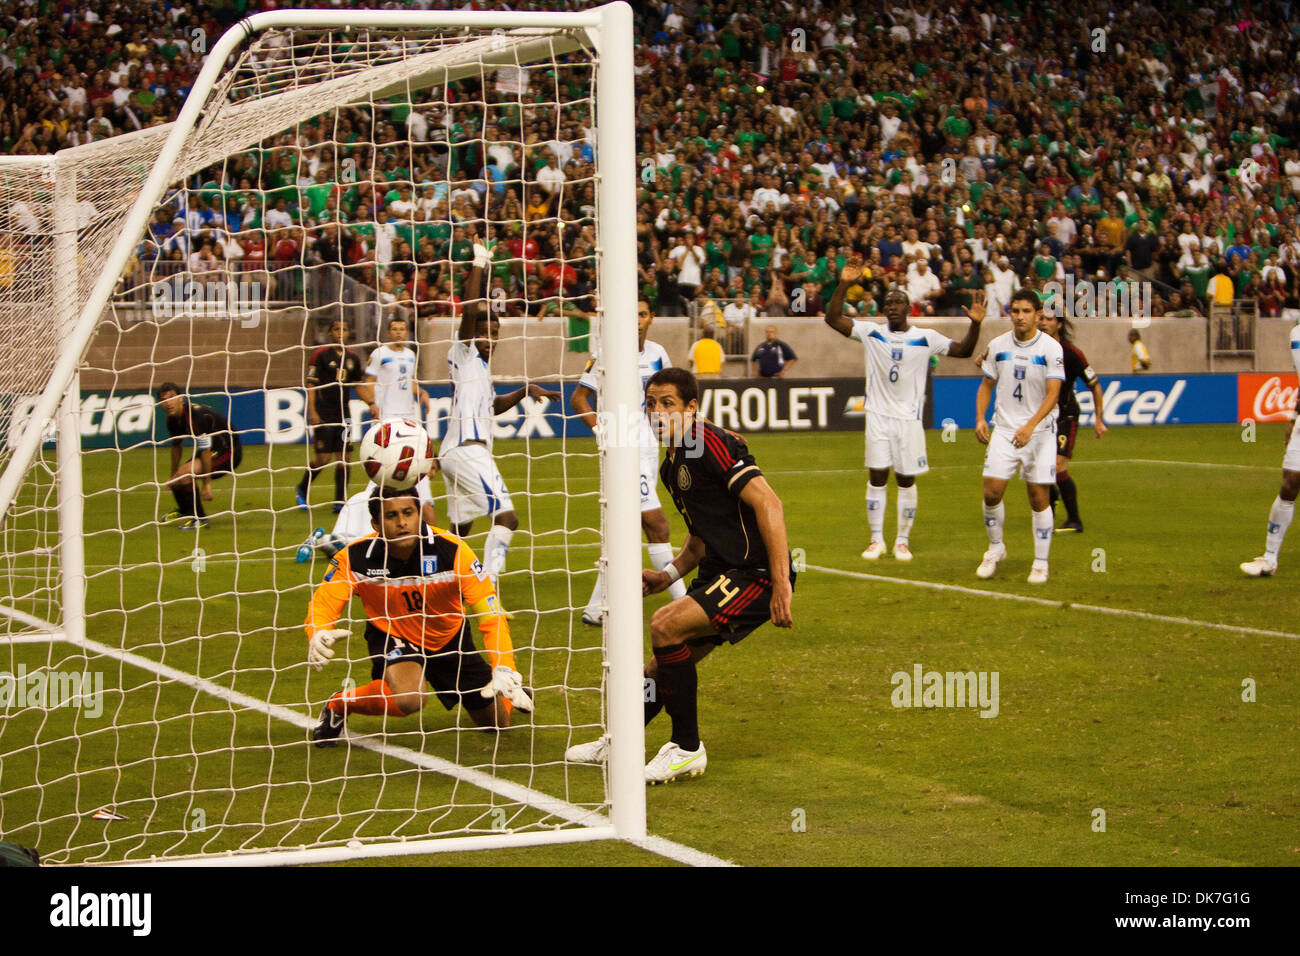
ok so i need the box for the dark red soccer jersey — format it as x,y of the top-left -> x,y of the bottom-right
1059,340 -> 1099,419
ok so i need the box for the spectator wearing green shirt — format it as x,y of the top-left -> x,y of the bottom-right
748,221 -> 774,270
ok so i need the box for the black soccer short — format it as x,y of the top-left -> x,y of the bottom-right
312,422 -> 348,455
190,442 -> 242,477
685,563 -> 797,646
1056,416 -> 1079,459
364,620 -> 493,711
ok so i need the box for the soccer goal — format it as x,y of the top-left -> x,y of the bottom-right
0,3 -> 648,865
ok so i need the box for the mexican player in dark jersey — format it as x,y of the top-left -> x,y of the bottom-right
298,318 -> 365,512
565,367 -> 795,784
158,382 -> 243,530
1037,313 -> 1107,532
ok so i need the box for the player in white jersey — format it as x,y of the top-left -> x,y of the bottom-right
298,475 -> 438,561
570,300 -> 688,624
974,288 -> 1064,583
824,257 -> 986,561
359,316 -> 430,422
439,241 -> 561,588
1240,322 -> 1300,576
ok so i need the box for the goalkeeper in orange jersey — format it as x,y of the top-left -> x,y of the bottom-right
304,486 -> 532,746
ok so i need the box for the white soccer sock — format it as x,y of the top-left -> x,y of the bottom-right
647,542 -> 687,599
895,485 -> 918,543
1032,507 -> 1054,564
982,501 -> 1005,548
484,525 -> 514,583
1265,496 -> 1295,562
583,566 -> 605,618
866,484 -> 887,543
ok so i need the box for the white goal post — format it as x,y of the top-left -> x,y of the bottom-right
0,2 -> 648,864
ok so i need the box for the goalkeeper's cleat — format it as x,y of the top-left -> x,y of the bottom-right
861,539 -> 886,560
1055,520 -> 1084,534
295,489 -> 308,511
564,736 -> 609,764
645,740 -> 707,785
178,518 -> 209,531
581,611 -> 602,627
1240,556 -> 1278,578
893,541 -> 913,562
160,510 -> 182,523
296,528 -> 327,563
311,702 -> 345,747
1027,561 -> 1050,584
975,544 -> 1007,579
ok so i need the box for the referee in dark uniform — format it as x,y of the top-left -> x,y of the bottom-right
638,366 -> 795,783
298,318 -> 364,512
158,383 -> 243,530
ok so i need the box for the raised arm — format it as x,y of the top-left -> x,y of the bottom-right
457,239 -> 491,341
824,255 -> 863,337
946,289 -> 987,358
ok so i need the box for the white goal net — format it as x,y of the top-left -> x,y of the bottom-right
0,5 -> 646,866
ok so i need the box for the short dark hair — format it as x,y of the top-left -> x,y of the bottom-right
388,316 -> 409,329
368,486 -> 421,525
646,366 -> 699,405
156,381 -> 182,400
1010,288 -> 1041,311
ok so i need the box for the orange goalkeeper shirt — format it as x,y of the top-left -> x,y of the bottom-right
304,526 -> 515,670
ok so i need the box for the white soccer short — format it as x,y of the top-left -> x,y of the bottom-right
864,411 -> 930,475
440,443 -> 514,524
640,444 -> 663,513
982,426 -> 1057,484
1284,420 -> 1300,472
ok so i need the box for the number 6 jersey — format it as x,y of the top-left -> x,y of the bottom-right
850,320 -> 952,421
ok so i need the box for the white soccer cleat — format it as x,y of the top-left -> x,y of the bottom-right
893,541 -> 913,562
564,737 -> 609,763
1240,556 -> 1278,578
644,740 -> 707,784
975,545 -> 1007,579
861,540 -> 887,560
1027,561 -> 1050,584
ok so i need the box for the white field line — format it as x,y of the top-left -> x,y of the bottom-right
41,630 -> 733,868
806,564 -> 1300,641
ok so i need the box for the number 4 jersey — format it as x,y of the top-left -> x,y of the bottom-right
980,329 -> 1065,434
850,320 -> 952,420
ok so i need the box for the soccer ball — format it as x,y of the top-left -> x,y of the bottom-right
359,418 -> 435,491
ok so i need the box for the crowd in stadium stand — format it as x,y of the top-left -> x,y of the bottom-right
6,0 -> 1300,331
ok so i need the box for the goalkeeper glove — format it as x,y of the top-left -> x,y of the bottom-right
472,241 -> 494,270
480,666 -> 534,712
307,628 -> 349,672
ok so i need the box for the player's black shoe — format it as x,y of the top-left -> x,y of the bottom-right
311,703 -> 345,747
1055,520 -> 1084,534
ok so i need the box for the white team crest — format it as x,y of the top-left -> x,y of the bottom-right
891,348 -> 903,362
421,555 -> 438,574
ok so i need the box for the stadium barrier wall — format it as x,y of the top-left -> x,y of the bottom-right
7,373 -> 1272,449
97,312 -> 1297,390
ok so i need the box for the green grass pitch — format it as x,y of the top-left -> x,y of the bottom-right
1,422 -> 1297,866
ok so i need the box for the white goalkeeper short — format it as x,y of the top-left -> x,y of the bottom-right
640,443 -> 663,513
864,411 -> 929,475
982,425 -> 1057,485
1284,421 -> 1300,472
332,477 -> 438,539
440,442 -> 513,525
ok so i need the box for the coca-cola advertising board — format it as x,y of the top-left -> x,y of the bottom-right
1237,373 -> 1300,423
